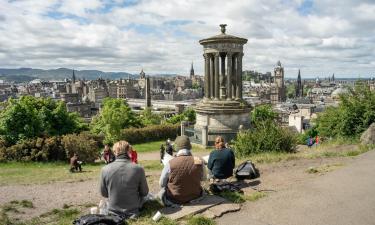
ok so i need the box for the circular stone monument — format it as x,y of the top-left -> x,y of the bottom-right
194,24 -> 251,146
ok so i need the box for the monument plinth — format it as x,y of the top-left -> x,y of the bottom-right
193,25 -> 251,146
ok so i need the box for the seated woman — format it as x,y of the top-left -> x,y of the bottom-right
207,136 -> 235,180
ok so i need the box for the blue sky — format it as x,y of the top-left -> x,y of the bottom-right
0,0 -> 374,78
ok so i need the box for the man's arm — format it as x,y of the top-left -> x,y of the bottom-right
99,169 -> 108,198
230,150 -> 236,169
207,152 -> 214,170
159,163 -> 170,188
138,168 -> 149,197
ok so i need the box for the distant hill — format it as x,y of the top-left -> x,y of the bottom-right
0,68 -> 136,82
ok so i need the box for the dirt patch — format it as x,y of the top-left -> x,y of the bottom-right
0,148 -> 357,221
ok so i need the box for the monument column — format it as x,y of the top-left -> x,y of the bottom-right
232,54 -> 237,99
214,52 -> 220,100
210,55 -> 215,99
226,52 -> 233,100
204,53 -> 210,99
220,53 -> 226,99
236,53 -> 243,99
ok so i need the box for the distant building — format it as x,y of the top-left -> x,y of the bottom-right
270,61 -> 286,104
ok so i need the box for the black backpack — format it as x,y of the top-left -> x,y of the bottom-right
73,214 -> 127,225
235,161 -> 260,180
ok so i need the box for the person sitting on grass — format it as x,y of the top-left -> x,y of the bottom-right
70,153 -> 82,173
100,141 -> 149,219
159,135 -> 205,206
207,136 -> 235,180
102,145 -> 115,164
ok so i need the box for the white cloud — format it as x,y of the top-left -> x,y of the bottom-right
0,0 -> 374,77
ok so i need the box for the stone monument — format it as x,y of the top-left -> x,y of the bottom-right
193,24 -> 251,146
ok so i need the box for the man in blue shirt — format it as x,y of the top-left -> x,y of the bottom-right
207,136 -> 235,180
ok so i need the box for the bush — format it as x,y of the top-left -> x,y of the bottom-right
315,83 -> 375,139
166,108 -> 196,124
233,120 -> 297,157
62,133 -> 100,163
1,137 -> 65,162
120,124 -> 180,144
0,96 -> 87,145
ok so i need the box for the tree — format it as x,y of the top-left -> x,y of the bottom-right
139,107 -> 162,126
233,104 -> 297,156
90,98 -> 142,144
167,108 -> 196,124
0,96 -> 86,144
315,82 -> 375,138
250,104 -> 278,125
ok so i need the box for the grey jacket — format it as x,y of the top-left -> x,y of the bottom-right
100,156 -> 149,217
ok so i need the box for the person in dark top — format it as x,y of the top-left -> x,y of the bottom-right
70,153 -> 82,172
103,145 -> 115,164
160,144 -> 165,163
165,138 -> 174,156
207,136 -> 235,179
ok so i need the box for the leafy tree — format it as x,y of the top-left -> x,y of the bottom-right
315,82 -> 375,138
140,107 -> 162,126
250,104 -> 278,125
90,98 -> 142,144
0,96 -> 86,144
167,108 -> 196,124
233,104 -> 297,156
233,120 -> 297,157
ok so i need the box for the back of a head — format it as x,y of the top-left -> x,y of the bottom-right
215,136 -> 225,149
174,135 -> 192,151
113,141 -> 130,157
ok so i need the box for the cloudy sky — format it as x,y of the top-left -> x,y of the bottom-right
0,0 -> 374,78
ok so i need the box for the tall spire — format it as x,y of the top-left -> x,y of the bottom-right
190,62 -> 195,78
296,69 -> 302,98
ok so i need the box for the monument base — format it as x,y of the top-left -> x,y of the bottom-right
192,99 -> 251,146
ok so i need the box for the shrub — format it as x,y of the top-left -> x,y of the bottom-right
315,83 -> 375,139
62,133 -> 100,163
0,137 -> 65,162
233,120 -> 297,157
0,96 -> 87,145
120,124 -> 180,144
166,108 -> 196,124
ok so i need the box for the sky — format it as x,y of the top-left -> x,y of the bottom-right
0,0 -> 374,78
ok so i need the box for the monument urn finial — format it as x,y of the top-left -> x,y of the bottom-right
220,24 -> 227,34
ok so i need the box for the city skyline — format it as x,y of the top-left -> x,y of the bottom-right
0,0 -> 374,77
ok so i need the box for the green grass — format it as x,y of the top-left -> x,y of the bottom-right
0,162 -> 103,186
306,163 -> 344,174
132,140 -> 211,153
238,143 -> 374,165
133,141 -> 165,153
219,191 -> 246,203
0,160 -> 165,186
186,216 -> 216,225
218,191 -> 267,204
140,160 -> 163,171
245,192 -> 267,202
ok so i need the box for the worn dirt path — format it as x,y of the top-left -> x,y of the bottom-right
217,149 -> 375,225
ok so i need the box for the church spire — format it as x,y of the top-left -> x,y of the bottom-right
190,62 -> 195,78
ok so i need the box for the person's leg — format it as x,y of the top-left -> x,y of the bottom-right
78,164 -> 82,172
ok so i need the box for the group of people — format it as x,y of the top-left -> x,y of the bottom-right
307,135 -> 320,148
99,135 -> 235,219
69,144 -> 138,173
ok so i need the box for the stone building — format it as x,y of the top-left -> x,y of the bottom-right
192,24 -> 251,146
270,61 -> 286,104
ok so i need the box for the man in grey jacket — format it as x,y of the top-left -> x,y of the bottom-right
100,141 -> 149,218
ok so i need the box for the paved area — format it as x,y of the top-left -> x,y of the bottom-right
217,150 -> 375,225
